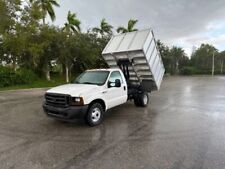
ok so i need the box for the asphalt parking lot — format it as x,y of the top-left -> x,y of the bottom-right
0,76 -> 225,169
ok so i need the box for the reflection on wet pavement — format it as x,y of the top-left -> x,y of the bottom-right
0,76 -> 225,169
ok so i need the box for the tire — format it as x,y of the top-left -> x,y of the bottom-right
139,92 -> 149,107
85,103 -> 104,126
134,92 -> 149,107
134,96 -> 141,107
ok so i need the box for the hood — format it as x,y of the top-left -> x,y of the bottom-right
46,84 -> 99,97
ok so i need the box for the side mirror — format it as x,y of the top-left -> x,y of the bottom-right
115,79 -> 121,87
108,79 -> 121,88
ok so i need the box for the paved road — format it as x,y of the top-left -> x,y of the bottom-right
0,76 -> 225,169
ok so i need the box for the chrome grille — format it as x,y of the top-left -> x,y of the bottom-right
45,93 -> 69,107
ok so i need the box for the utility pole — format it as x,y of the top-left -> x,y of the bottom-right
212,51 -> 215,76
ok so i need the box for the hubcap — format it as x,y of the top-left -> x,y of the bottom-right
143,94 -> 148,105
91,107 -> 101,122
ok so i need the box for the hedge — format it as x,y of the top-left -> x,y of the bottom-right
180,67 -> 197,75
180,66 -> 225,75
0,66 -> 38,87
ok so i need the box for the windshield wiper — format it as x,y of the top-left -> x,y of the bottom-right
82,82 -> 96,85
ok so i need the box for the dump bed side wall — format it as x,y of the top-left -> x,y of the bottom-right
142,30 -> 165,89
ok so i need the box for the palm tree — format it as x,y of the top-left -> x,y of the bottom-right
31,0 -> 60,24
170,47 -> 185,74
92,18 -> 113,36
62,11 -> 81,83
63,11 -> 81,34
117,19 -> 138,33
29,0 -> 59,81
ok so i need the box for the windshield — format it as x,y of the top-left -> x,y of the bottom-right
74,71 -> 109,86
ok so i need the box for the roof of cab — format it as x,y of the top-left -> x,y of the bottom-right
86,68 -> 121,72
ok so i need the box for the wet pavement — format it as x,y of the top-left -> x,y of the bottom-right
0,76 -> 225,169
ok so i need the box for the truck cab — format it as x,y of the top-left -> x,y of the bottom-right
43,69 -> 130,126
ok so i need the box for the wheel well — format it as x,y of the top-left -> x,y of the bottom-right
88,99 -> 106,111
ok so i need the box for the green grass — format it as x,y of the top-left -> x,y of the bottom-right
0,77 -> 66,91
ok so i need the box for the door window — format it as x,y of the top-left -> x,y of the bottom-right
109,71 -> 123,83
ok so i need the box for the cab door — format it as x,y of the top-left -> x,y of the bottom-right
105,71 -> 128,109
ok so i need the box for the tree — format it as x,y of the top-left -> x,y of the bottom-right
20,0 -> 42,28
2,30 -> 27,70
191,44 -> 218,72
31,0 -> 60,24
24,0 -> 59,80
92,18 -> 113,36
157,40 -> 171,73
0,0 -> 23,70
0,0 -> 15,34
219,51 -> 225,74
117,19 -> 138,33
73,33 -> 103,69
0,42 -> 4,64
62,11 -> 81,82
169,47 -> 187,74
37,26 -> 61,79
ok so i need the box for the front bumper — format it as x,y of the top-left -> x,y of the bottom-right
43,103 -> 88,121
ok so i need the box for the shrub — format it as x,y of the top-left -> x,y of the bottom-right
0,66 -> 38,87
180,67 -> 225,75
16,68 -> 38,84
0,66 -> 14,87
180,66 -> 197,75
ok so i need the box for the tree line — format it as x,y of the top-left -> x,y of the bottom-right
0,0 -> 225,85
158,41 -> 225,75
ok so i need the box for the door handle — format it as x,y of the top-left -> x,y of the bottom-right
123,86 -> 126,91
102,91 -> 107,94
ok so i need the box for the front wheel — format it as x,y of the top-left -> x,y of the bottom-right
134,92 -> 149,107
85,103 -> 104,126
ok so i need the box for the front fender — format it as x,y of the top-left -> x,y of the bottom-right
81,88 -> 108,110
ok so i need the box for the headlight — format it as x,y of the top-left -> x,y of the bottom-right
74,98 -> 81,102
70,97 -> 84,106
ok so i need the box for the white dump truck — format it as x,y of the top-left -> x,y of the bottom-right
43,29 -> 165,126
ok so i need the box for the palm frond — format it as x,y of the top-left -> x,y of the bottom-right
47,3 -> 56,21
63,11 -> 81,34
70,26 -> 76,33
49,0 -> 60,7
117,27 -> 127,33
92,27 -> 101,33
128,19 -> 138,32
36,0 -> 60,23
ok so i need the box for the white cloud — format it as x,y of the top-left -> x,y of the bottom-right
189,34 -> 225,48
206,22 -> 225,31
51,0 -> 225,55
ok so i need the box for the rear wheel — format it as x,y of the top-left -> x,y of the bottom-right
134,96 -> 141,107
134,92 -> 149,107
85,103 -> 104,126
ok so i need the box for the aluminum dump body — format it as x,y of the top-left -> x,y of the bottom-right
102,29 -> 165,91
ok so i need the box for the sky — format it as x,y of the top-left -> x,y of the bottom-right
49,0 -> 225,56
